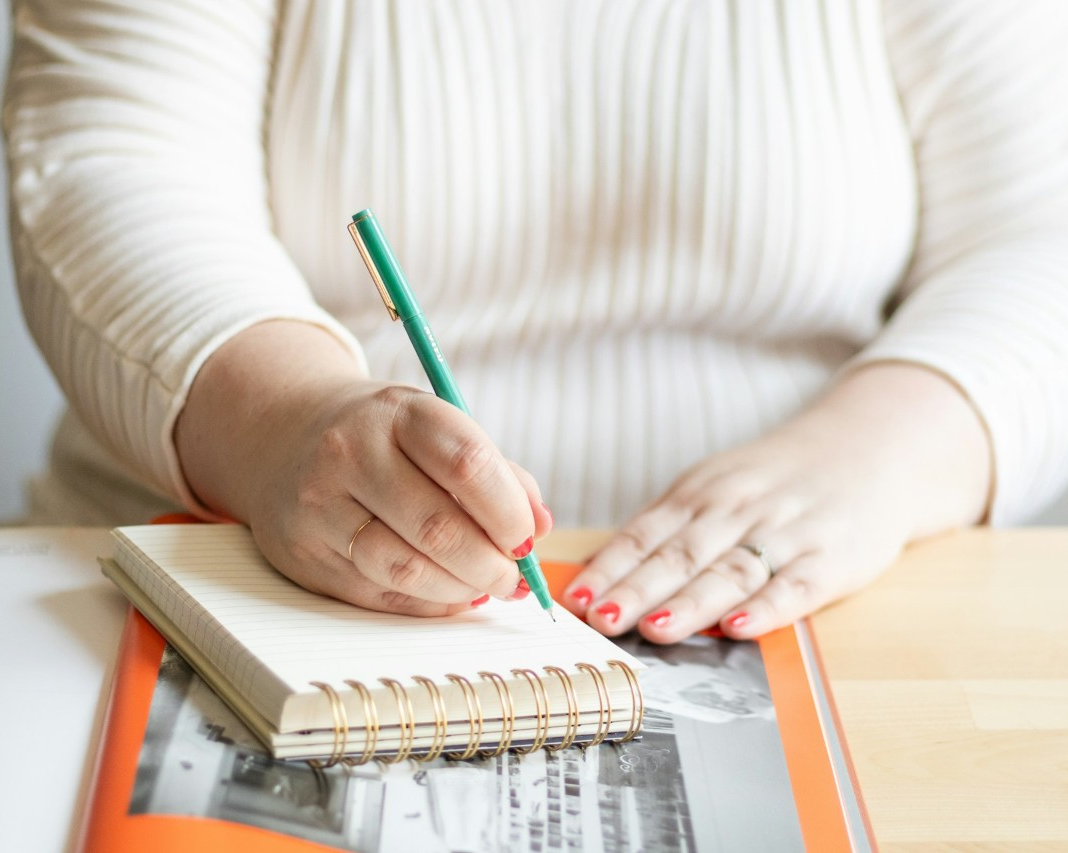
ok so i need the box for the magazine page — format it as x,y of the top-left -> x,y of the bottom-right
130,633 -> 804,852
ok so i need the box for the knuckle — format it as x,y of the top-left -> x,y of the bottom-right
713,559 -> 754,593
386,552 -> 433,596
415,508 -> 467,558
774,570 -> 820,602
708,474 -> 766,513
376,588 -> 420,614
727,558 -> 755,587
486,561 -> 518,594
372,385 -> 421,437
670,588 -> 703,615
298,433 -> 354,510
659,495 -> 699,524
653,541 -> 703,580
292,471 -> 332,514
315,424 -> 355,467
615,526 -> 660,558
372,383 -> 415,414
447,437 -> 499,494
769,496 -> 805,525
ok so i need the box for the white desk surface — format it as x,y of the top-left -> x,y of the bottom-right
1,527 -> 126,853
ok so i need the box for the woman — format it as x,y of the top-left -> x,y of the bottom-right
6,0 -> 1067,643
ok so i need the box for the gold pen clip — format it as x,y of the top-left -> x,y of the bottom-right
348,221 -> 399,321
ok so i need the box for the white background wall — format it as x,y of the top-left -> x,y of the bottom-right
0,1 -> 1065,525
0,0 -> 67,522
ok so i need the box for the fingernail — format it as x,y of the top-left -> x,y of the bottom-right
594,601 -> 621,624
726,612 -> 750,629
511,537 -> 534,559
570,586 -> 594,607
470,594 -> 490,607
542,502 -> 554,524
645,609 -> 673,629
705,624 -> 726,638
509,578 -> 531,600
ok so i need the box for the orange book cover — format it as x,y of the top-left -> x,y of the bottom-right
79,560 -> 874,853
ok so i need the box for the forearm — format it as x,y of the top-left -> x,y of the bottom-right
175,320 -> 367,523
791,361 -> 992,538
5,1 -> 367,509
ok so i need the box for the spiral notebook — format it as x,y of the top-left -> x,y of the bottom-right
100,524 -> 645,763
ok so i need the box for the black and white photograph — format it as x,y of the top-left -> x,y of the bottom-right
130,634 -> 803,852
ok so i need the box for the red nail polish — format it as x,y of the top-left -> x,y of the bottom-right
595,602 -> 621,624
510,578 -> 531,600
727,612 -> 750,629
645,609 -> 673,628
705,625 -> 726,638
470,594 -> 490,607
570,586 -> 594,607
511,537 -> 534,559
542,502 -> 554,524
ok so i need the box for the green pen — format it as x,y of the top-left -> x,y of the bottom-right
348,208 -> 555,619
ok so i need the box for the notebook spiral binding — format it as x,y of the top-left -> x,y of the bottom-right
309,660 -> 644,767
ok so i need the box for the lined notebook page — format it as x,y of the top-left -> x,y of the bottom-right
113,525 -> 640,710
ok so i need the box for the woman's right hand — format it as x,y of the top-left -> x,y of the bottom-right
175,321 -> 552,615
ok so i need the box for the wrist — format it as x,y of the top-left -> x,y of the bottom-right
175,320 -> 366,521
794,361 -> 993,538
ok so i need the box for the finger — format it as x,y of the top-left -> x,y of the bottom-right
508,461 -> 554,539
256,512 -> 483,613
277,489 -> 490,606
559,503 -> 693,616
345,428 -> 521,600
719,553 -> 836,639
317,545 -> 479,616
342,512 -> 491,604
634,542 -> 796,644
576,514 -> 756,636
396,396 -> 536,560
532,500 -> 554,539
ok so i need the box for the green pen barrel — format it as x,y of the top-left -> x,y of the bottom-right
353,208 -> 471,412
351,206 -> 554,618
401,315 -> 470,413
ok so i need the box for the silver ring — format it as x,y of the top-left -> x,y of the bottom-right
740,542 -> 776,579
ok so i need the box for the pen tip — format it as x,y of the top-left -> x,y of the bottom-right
549,610 -> 557,623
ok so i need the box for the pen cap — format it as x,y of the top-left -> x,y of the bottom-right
350,209 -> 421,321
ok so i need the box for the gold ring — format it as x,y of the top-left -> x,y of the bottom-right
740,542 -> 776,579
348,515 -> 376,562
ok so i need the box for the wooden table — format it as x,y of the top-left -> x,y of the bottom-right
538,528 -> 1068,851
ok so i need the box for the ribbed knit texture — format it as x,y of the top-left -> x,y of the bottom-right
5,0 -> 1068,526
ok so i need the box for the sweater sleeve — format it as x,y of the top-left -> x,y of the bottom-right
2,0 -> 367,516
851,0 -> 1068,523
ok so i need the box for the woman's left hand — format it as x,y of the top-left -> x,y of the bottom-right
561,364 -> 992,643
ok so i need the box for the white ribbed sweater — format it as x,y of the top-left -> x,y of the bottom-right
5,0 -> 1068,526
